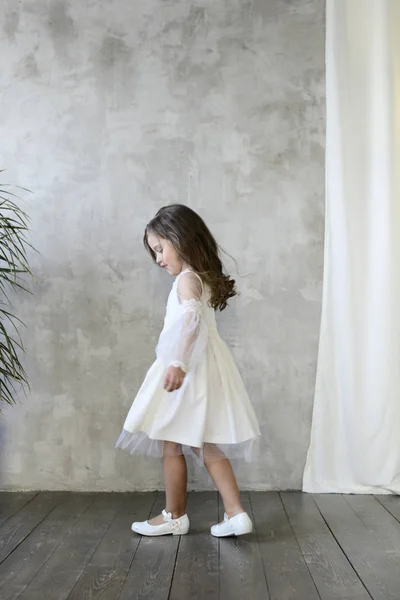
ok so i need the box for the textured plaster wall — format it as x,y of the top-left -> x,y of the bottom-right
0,0 -> 325,491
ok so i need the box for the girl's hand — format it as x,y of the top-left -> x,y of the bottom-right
164,366 -> 186,392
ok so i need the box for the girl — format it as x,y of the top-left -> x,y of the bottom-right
116,204 -> 260,537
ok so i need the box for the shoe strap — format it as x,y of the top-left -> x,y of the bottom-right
162,509 -> 181,528
162,509 -> 172,522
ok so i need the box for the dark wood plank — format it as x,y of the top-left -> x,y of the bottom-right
0,493 -> 96,600
374,494 -> 400,523
149,491 -> 166,519
0,491 -> 65,564
169,491 -> 219,600
314,493 -> 400,600
118,491 -> 180,600
218,491 -> 270,600
281,493 -> 371,600
17,493 -> 128,600
0,492 -> 38,527
5,490 -> 400,600
249,492 -> 320,600
67,492 -> 156,600
346,495 -> 400,550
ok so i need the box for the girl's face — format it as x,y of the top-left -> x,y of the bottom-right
147,231 -> 185,276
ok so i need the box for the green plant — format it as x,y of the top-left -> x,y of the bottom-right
0,173 -> 33,408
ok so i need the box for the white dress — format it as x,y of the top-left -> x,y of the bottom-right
116,269 -> 260,462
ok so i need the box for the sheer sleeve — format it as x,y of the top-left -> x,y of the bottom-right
156,272 -> 208,373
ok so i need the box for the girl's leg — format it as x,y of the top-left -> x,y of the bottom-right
148,442 -> 188,525
202,446 -> 245,518
164,452 -> 188,517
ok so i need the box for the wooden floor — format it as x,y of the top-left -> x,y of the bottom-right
1,491 -> 400,599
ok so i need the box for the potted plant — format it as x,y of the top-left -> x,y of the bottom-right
0,173 -> 33,410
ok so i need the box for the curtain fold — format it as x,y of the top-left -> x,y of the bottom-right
303,0 -> 400,494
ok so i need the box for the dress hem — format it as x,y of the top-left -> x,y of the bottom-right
115,429 -> 259,464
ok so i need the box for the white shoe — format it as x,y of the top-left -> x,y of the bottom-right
211,512 -> 253,537
131,509 -> 190,536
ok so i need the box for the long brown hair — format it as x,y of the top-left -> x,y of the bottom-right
144,204 -> 237,310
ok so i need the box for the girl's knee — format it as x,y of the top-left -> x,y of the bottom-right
189,443 -> 227,464
163,441 -> 182,456
203,443 -> 226,464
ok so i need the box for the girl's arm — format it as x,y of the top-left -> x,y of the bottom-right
156,272 -> 208,381
169,271 -> 206,372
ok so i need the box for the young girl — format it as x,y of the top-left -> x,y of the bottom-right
116,204 -> 260,537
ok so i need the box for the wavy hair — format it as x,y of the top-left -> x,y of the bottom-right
144,204 -> 237,311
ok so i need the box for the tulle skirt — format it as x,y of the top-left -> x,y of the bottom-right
115,430 -> 258,464
115,332 -> 260,465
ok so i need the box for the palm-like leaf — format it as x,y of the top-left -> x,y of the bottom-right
0,174 -> 33,409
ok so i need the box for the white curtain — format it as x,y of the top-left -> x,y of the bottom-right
303,0 -> 400,494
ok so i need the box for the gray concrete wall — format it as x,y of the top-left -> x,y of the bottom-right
0,0 -> 325,491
